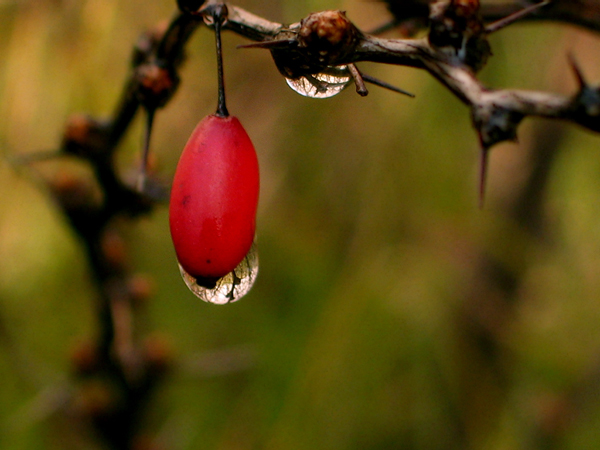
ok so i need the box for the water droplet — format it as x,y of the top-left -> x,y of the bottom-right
286,66 -> 351,99
179,244 -> 258,305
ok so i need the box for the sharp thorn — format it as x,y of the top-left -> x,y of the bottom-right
361,73 -> 415,97
237,39 -> 297,50
137,108 -> 155,193
568,52 -> 586,89
485,1 -> 550,34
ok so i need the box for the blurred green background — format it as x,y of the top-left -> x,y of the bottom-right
3,0 -> 600,449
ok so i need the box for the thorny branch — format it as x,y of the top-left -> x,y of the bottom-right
184,0 -> 600,202
220,0 -> 600,201
14,0 -> 600,448
217,0 -> 600,144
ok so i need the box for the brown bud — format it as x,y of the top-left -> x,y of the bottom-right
534,393 -> 574,434
72,380 -> 118,419
48,168 -> 102,212
62,114 -> 109,159
298,10 -> 360,66
132,434 -> 166,450
64,114 -> 93,145
70,340 -> 101,375
452,0 -> 480,19
429,0 -> 490,71
142,333 -> 174,376
270,10 -> 361,81
100,229 -> 128,270
127,273 -> 155,307
135,63 -> 179,109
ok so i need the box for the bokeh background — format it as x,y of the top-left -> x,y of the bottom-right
3,0 -> 600,449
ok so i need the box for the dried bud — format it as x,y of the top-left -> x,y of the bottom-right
62,114 -> 109,159
452,0 -> 481,19
70,340 -> 102,376
270,10 -> 361,81
48,168 -> 103,213
135,63 -> 179,109
127,273 -> 155,307
297,10 -> 359,65
534,393 -> 574,434
100,229 -> 128,271
132,434 -> 166,450
429,0 -> 490,72
72,380 -> 119,419
142,333 -> 174,377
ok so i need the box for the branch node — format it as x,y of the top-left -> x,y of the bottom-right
428,0 -> 491,72
472,102 -> 523,149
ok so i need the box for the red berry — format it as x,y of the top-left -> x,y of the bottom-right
169,114 -> 259,288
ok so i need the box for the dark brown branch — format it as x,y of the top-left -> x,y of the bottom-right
223,2 -> 600,151
47,10 -> 203,449
383,0 -> 600,33
221,2 -> 283,40
480,0 -> 600,32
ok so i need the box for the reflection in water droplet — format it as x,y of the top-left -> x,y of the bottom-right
179,244 -> 258,305
286,66 -> 351,99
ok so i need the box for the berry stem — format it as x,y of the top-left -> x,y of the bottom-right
212,4 -> 229,117
137,107 -> 155,192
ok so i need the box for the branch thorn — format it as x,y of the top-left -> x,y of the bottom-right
237,39 -> 297,50
485,1 -> 550,34
137,107 -> 155,193
362,73 -> 415,97
568,52 -> 587,89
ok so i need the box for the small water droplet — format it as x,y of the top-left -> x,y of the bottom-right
179,244 -> 258,305
286,66 -> 351,99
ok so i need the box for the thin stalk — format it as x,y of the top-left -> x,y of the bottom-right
213,4 -> 229,117
136,108 -> 155,193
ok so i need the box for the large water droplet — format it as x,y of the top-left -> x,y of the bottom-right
286,66 -> 351,99
179,244 -> 258,305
